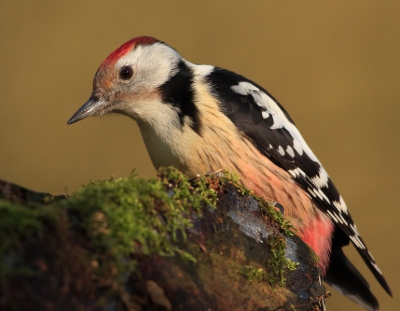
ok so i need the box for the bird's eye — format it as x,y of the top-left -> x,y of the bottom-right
119,66 -> 134,80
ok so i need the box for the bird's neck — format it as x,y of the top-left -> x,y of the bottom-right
135,79 -> 239,175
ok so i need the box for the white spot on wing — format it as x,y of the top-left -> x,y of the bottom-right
350,223 -> 360,235
289,167 -> 306,177
349,235 -> 366,249
337,213 -> 348,225
327,210 -> 350,225
317,188 -> 330,203
313,188 -> 323,200
311,168 -> 329,188
231,81 -> 322,164
293,139 -> 303,155
326,210 -> 339,223
230,81 -> 349,215
230,83 -> 250,96
333,196 -> 348,214
286,145 -> 295,158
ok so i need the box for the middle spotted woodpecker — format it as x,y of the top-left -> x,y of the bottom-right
67,36 -> 392,310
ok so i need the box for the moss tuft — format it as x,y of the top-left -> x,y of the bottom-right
0,200 -> 59,279
240,265 -> 268,283
222,170 -> 253,196
222,171 -> 299,287
62,166 -> 218,280
259,201 -> 296,236
222,170 -> 295,236
0,167 -> 218,289
265,234 -> 299,287
1,166 -> 305,303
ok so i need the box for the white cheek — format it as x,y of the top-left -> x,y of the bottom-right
116,43 -> 180,89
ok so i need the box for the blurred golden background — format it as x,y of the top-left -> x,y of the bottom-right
1,1 -> 399,310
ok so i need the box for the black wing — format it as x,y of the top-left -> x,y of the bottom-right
205,67 -> 391,296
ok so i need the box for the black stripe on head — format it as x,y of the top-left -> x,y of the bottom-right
158,61 -> 202,135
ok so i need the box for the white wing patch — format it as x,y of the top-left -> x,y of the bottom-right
288,167 -> 306,178
326,210 -> 339,223
293,139 -> 303,155
326,210 -> 349,226
261,111 -> 269,119
286,145 -> 295,158
333,196 -> 348,214
231,82 -> 286,129
311,168 -> 329,188
231,81 -> 320,163
317,188 -> 330,203
230,81 -> 348,208
350,235 -> 366,250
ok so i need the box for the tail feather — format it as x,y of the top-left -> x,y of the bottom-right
325,247 -> 379,311
353,235 -> 392,297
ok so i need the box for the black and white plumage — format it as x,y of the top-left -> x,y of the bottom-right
205,67 -> 391,309
67,36 -> 392,310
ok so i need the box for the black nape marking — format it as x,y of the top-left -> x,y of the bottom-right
158,61 -> 202,135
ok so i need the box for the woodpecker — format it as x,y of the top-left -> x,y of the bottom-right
68,36 -> 391,310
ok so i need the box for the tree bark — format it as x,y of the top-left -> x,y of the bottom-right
0,168 -> 328,311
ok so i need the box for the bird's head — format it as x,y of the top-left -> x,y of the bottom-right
67,36 -> 183,125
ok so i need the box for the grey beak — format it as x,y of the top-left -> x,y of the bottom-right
67,96 -> 106,125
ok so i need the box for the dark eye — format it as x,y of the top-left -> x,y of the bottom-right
119,66 -> 133,80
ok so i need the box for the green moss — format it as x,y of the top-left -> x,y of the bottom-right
240,265 -> 268,283
222,170 -> 253,196
265,234 -> 299,287
0,167 -> 218,288
1,166 -> 302,297
222,171 -> 299,287
260,202 -> 296,237
159,166 -> 218,212
62,166 -> 217,279
222,170 -> 295,236
0,199 -> 58,278
239,237 -> 298,287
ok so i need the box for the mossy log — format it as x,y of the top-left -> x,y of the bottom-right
0,167 -> 328,311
